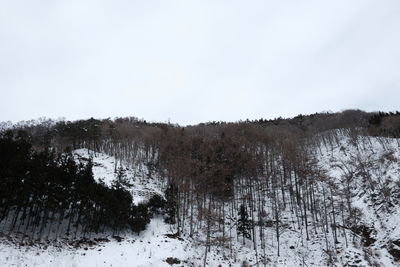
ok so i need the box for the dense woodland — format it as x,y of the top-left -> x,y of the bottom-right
1,110 -> 400,265
0,131 -> 164,239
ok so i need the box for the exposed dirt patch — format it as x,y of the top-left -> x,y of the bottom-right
165,257 -> 181,265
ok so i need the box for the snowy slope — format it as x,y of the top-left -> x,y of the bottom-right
73,149 -> 165,205
0,218 -> 191,267
0,149 -> 258,266
1,134 -> 400,266
315,133 -> 400,266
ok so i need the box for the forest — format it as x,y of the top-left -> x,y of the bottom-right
1,109 -> 400,265
0,131 -> 164,240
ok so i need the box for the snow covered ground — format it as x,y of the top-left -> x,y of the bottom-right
315,132 -> 400,266
0,218 -> 191,267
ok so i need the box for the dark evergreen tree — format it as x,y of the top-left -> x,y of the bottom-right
147,194 -> 166,215
131,203 -> 150,234
237,204 -> 252,245
164,184 -> 177,224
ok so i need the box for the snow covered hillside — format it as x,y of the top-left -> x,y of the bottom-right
314,133 -> 400,266
1,132 -> 400,266
73,149 -> 165,205
0,149 -> 252,266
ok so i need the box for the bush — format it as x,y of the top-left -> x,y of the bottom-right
147,194 -> 166,215
131,204 -> 151,233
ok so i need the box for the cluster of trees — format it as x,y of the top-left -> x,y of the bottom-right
0,130 -> 162,240
368,111 -> 400,138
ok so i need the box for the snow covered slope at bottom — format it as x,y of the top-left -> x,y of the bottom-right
0,218 -> 192,267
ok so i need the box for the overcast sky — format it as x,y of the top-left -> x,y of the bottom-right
1,0 -> 399,125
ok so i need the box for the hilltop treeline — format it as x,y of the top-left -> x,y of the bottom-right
2,110 -> 399,153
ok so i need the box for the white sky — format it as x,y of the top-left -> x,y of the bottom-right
1,0 -> 399,125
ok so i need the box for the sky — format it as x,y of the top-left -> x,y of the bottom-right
0,0 -> 399,125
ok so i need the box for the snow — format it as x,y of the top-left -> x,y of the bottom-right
314,132 -> 400,266
0,218 -> 191,267
1,132 -> 400,266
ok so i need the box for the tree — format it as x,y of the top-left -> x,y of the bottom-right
147,194 -> 166,215
113,166 -> 129,188
164,183 -> 177,225
131,203 -> 150,234
237,204 -> 252,245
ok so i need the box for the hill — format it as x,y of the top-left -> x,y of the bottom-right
0,110 -> 400,266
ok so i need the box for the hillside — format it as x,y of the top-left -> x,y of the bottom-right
0,111 -> 400,266
0,149 -> 238,266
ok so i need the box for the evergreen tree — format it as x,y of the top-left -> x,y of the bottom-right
114,165 -> 129,188
147,194 -> 166,215
131,203 -> 150,234
237,204 -> 252,245
164,183 -> 177,224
